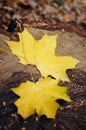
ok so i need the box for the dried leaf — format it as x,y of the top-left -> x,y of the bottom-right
6,28 -> 79,81
12,77 -> 71,119
5,28 -> 79,119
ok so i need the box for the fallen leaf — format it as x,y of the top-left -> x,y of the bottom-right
6,28 -> 79,81
12,77 -> 71,119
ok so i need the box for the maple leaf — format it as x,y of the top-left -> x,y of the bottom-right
12,77 -> 71,119
6,28 -> 79,81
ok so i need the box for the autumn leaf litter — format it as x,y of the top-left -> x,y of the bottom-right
5,28 -> 79,119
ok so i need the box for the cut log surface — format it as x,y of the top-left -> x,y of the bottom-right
0,26 -> 86,130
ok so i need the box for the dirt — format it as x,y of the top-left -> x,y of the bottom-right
0,1 -> 86,130
0,0 -> 86,30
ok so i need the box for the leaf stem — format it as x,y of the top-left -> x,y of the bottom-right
20,33 -> 35,83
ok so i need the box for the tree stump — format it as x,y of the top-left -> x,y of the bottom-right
0,23 -> 86,130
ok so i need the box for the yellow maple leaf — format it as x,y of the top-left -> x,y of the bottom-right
12,77 -> 71,119
6,28 -> 79,81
